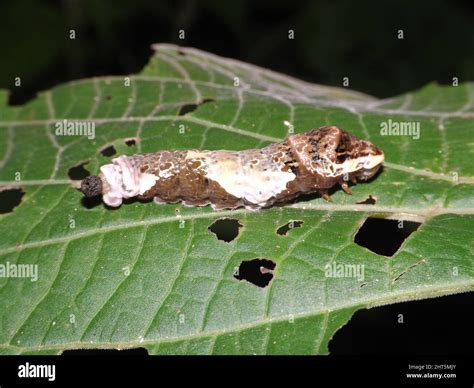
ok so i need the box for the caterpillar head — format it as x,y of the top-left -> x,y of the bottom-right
307,126 -> 384,181
350,141 -> 384,181
336,131 -> 384,181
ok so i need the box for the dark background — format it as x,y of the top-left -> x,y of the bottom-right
1,0 -> 472,355
2,0 -> 474,104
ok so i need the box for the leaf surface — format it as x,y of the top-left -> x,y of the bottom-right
0,44 -> 473,354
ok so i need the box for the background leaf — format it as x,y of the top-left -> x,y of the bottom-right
0,44 -> 473,355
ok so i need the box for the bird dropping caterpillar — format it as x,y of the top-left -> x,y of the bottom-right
79,126 -> 384,210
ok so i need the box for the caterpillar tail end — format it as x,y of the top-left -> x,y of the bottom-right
80,175 -> 103,198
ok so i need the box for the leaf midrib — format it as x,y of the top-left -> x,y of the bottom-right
1,204 -> 473,255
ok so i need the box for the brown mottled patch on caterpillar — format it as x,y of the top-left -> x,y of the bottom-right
79,126 -> 384,210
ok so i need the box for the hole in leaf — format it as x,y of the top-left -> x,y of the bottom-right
234,258 -> 276,288
276,220 -> 304,236
208,218 -> 242,243
0,188 -> 25,214
68,161 -> 91,180
178,104 -> 197,116
354,218 -> 421,257
356,195 -> 377,205
124,138 -> 137,147
105,95 -> 112,101
62,348 -> 148,355
178,98 -> 215,116
99,144 -> 117,157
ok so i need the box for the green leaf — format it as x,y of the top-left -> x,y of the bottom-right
0,44 -> 473,355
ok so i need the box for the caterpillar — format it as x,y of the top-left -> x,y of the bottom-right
79,126 -> 384,210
